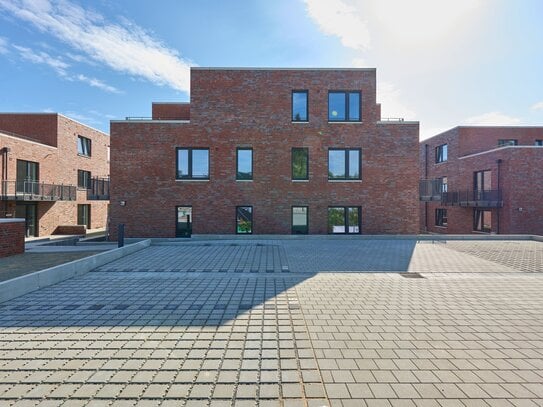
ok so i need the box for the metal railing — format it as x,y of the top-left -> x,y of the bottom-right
441,189 -> 503,207
1,180 -> 76,201
419,179 -> 445,201
87,177 -> 110,200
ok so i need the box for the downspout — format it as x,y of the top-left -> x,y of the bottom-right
496,159 -> 502,234
424,144 -> 429,231
1,147 -> 8,216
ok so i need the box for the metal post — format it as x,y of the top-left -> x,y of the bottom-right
118,224 -> 125,248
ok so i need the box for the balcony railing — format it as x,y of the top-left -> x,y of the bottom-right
87,177 -> 110,200
441,189 -> 503,208
1,180 -> 76,201
419,179 -> 444,201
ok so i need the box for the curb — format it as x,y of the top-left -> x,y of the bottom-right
0,240 -> 151,303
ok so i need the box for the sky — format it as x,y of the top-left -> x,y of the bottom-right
0,0 -> 542,140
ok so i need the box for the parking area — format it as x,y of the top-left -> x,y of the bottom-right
0,238 -> 542,406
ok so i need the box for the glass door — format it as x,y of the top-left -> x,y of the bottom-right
176,206 -> 192,237
15,204 -> 38,237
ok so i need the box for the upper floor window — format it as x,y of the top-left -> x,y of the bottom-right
438,176 -> 448,193
292,148 -> 309,180
77,135 -> 91,157
236,148 -> 253,180
292,90 -> 308,122
435,144 -> 447,163
77,170 -> 91,189
535,140 -> 543,146
328,91 -> 360,122
176,148 -> 209,180
474,169 -> 491,191
498,139 -> 518,147
328,148 -> 361,180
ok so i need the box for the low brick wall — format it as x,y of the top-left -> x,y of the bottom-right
54,225 -> 86,235
0,219 -> 25,258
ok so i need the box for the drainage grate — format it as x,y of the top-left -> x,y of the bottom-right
400,272 -> 425,279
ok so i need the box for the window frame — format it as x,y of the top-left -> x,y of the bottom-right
328,148 -> 361,180
535,140 -> 543,146
435,208 -> 448,227
77,135 -> 92,157
291,90 -> 309,122
291,148 -> 309,181
435,144 -> 448,163
328,91 -> 361,122
236,206 -> 253,234
291,206 -> 309,235
77,204 -> 91,228
327,206 -> 361,234
236,147 -> 253,181
498,139 -> 518,147
474,209 -> 492,233
438,176 -> 448,193
175,147 -> 210,180
77,169 -> 92,189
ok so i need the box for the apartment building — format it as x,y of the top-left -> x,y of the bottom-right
420,127 -> 543,235
0,113 -> 110,237
110,68 -> 419,237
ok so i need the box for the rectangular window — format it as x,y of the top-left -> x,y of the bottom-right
236,206 -> 253,234
16,159 -> 39,193
498,139 -> 518,147
77,135 -> 91,157
328,206 -> 361,234
435,144 -> 448,163
474,209 -> 492,233
474,170 -> 491,191
439,176 -> 448,193
328,91 -> 361,121
77,204 -> 91,228
435,208 -> 448,227
535,140 -> 543,146
292,206 -> 308,234
328,149 -> 361,180
292,90 -> 308,122
292,148 -> 309,180
236,148 -> 253,180
176,148 -> 209,179
77,170 -> 91,189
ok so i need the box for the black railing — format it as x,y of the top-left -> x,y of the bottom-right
87,177 -> 110,200
441,189 -> 503,207
1,180 -> 76,201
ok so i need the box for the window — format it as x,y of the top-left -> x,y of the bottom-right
236,206 -> 253,234
77,170 -> 91,189
292,206 -> 308,234
435,144 -> 448,163
498,139 -> 518,147
328,207 -> 360,234
176,148 -> 209,179
535,140 -> 543,146
77,204 -> 91,229
328,149 -> 360,180
292,148 -> 309,180
438,176 -> 448,193
236,148 -> 253,180
16,159 -> 39,193
474,209 -> 492,233
328,91 -> 360,121
474,170 -> 491,191
77,136 -> 91,157
292,90 -> 308,122
435,208 -> 448,227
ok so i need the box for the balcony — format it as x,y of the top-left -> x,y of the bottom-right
441,189 -> 503,208
419,179 -> 444,201
1,180 -> 76,201
87,177 -> 110,200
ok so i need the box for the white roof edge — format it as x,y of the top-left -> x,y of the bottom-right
152,102 -> 190,105
0,131 -> 57,149
192,67 -> 376,72
110,120 -> 190,124
376,120 -> 419,125
459,145 -> 543,159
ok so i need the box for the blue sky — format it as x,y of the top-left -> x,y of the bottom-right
0,0 -> 542,139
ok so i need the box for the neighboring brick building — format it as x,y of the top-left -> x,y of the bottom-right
420,127 -> 543,235
0,113 -> 110,237
110,68 -> 419,237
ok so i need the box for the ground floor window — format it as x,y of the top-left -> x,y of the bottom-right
435,208 -> 448,227
328,206 -> 360,234
236,206 -> 253,234
292,206 -> 308,234
474,209 -> 492,233
77,204 -> 91,229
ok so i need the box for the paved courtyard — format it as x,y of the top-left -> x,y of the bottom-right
0,238 -> 542,406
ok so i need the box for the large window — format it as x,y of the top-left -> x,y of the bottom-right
236,206 -> 253,234
328,149 -> 360,180
77,204 -> 91,228
16,159 -> 39,193
474,170 -> 491,191
435,208 -> 448,227
498,139 -> 518,147
438,176 -> 448,193
77,135 -> 91,157
328,91 -> 360,121
292,148 -> 309,180
328,207 -> 360,234
292,90 -> 308,122
236,148 -> 253,180
435,144 -> 447,163
176,148 -> 209,180
474,209 -> 492,233
292,206 -> 308,234
77,170 -> 91,189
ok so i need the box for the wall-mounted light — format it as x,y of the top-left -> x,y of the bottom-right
518,207 -> 523,212
120,201 -> 126,207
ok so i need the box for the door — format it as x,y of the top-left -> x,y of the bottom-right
77,204 -> 91,229
16,159 -> 39,194
15,204 -> 38,237
176,206 -> 192,237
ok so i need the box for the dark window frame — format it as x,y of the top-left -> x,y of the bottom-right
328,91 -> 361,122
327,206 -> 361,234
77,135 -> 92,157
236,147 -> 253,180
474,209 -> 492,233
236,206 -> 253,235
473,169 -> 492,191
435,208 -> 448,227
175,147 -> 210,180
328,148 -> 361,180
498,139 -> 518,147
535,140 -> 543,146
16,159 -> 39,182
291,206 -> 309,235
77,204 -> 91,228
77,169 -> 92,189
291,90 -> 309,122
291,148 -> 309,180
435,144 -> 448,163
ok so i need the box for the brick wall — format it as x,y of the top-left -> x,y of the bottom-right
0,219 -> 24,258
152,103 -> 190,120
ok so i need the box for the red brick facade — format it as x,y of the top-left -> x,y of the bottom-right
111,68 -> 419,237
421,127 -> 543,235
0,114 -> 110,237
0,219 -> 25,257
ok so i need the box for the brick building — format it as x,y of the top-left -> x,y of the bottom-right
110,68 -> 419,237
0,113 -> 110,237
420,126 -> 543,235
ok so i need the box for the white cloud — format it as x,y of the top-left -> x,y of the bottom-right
351,57 -> 367,68
377,81 -> 416,121
13,44 -> 69,76
304,0 -> 370,50
463,112 -> 521,126
0,0 -> 192,92
74,74 -> 120,94
0,36 -> 8,54
531,101 -> 543,111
